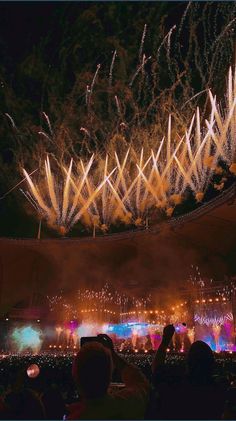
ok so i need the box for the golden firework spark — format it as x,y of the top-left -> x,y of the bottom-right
22,67 -> 236,234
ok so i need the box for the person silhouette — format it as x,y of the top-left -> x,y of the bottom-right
151,325 -> 229,420
69,334 -> 150,419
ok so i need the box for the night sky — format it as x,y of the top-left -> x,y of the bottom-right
0,1 -> 235,238
0,1 -> 186,237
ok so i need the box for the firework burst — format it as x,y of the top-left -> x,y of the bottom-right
22,66 -> 236,234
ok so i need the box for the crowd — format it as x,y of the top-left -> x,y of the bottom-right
0,327 -> 236,419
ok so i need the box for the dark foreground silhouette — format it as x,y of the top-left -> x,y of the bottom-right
0,330 -> 236,420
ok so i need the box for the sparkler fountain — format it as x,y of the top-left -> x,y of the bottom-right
55,326 -> 63,344
212,323 -> 221,353
187,327 -> 195,344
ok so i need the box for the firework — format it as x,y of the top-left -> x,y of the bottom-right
22,67 -> 236,235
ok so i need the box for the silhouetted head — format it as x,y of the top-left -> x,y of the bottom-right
41,388 -> 66,419
5,389 -> 45,420
187,340 -> 214,381
73,342 -> 112,399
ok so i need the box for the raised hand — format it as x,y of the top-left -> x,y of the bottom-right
162,324 -> 175,346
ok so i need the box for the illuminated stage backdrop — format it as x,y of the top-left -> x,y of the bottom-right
194,298 -> 234,351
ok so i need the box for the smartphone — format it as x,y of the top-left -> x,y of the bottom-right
80,336 -> 101,347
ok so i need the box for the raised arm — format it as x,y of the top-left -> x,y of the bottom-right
98,334 -> 149,392
152,324 -> 175,376
98,334 -> 150,419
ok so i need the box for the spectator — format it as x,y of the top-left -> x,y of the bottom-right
222,386 -> 236,420
0,395 -> 10,420
4,389 -> 45,420
41,386 -> 66,420
68,334 -> 150,419
151,325 -> 230,420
